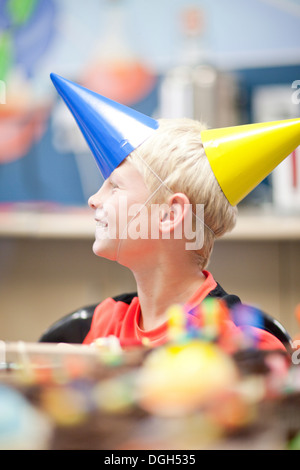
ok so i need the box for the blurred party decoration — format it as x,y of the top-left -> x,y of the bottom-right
0,0 -> 56,163
80,0 -> 157,105
0,384 -> 52,450
82,60 -> 156,108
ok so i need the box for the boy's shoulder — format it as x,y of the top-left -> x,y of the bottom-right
207,282 -> 241,309
110,292 -> 138,305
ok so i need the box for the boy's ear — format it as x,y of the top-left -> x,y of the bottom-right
159,193 -> 191,234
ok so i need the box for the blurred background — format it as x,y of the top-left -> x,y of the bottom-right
0,0 -> 300,341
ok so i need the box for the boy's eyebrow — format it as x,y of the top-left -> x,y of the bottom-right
110,170 -> 125,185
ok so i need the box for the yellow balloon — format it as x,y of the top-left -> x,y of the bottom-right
137,340 -> 238,416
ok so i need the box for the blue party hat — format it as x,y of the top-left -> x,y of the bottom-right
50,73 -> 159,179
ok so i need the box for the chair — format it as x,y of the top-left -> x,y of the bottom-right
39,292 -> 136,344
39,304 -> 96,344
39,295 -> 293,353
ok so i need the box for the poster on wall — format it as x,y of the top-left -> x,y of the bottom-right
0,0 -> 160,206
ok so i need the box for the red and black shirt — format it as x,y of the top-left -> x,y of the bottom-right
83,271 -> 285,351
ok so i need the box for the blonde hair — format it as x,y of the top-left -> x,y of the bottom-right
128,118 -> 237,269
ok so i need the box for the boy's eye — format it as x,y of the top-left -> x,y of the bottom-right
110,180 -> 119,190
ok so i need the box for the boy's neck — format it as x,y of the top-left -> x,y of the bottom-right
133,259 -> 206,331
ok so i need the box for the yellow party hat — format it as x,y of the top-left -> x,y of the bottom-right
201,118 -> 300,206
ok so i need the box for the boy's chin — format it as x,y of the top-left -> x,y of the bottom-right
92,237 -> 154,268
92,240 -> 118,261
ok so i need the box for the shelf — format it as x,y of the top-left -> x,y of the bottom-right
0,205 -> 300,241
0,205 -> 94,239
223,208 -> 300,241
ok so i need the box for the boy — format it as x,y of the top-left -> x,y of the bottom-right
50,73 -> 300,351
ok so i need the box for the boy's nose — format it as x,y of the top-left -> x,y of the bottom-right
88,190 -> 102,209
88,195 -> 96,209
